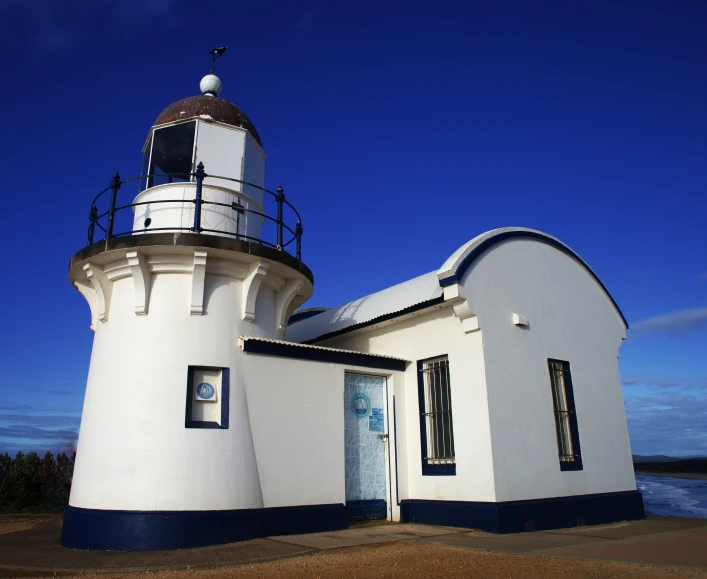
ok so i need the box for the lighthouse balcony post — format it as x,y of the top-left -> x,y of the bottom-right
132,180 -> 265,241
85,166 -> 302,259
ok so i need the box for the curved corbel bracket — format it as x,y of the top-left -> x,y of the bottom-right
83,263 -> 112,324
126,251 -> 151,315
443,283 -> 479,333
74,279 -> 99,331
285,295 -> 307,331
190,251 -> 208,315
275,278 -> 305,332
242,261 -> 269,322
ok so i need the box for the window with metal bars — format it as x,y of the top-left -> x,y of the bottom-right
548,359 -> 583,471
417,356 -> 456,475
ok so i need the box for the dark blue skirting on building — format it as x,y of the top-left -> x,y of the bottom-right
346,499 -> 387,521
400,490 -> 645,533
61,503 -> 348,551
62,491 -> 645,550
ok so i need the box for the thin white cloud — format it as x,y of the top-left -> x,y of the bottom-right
621,375 -> 707,390
0,424 -> 78,446
622,373 -> 707,456
0,414 -> 80,427
634,307 -> 707,333
625,391 -> 707,457
0,409 -> 81,453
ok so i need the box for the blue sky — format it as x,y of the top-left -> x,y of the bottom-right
0,0 -> 704,457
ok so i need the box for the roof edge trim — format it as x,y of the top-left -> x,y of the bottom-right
302,296 -> 446,344
240,337 -> 408,371
288,307 -> 331,326
437,228 -> 628,329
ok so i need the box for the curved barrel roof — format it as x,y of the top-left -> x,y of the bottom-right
287,227 -> 627,343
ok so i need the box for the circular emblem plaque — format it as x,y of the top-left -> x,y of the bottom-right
196,382 -> 215,400
351,393 -> 370,418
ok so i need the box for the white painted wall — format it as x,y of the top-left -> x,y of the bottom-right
242,132 -> 266,211
195,122 -> 244,188
309,237 -> 634,507
458,239 -> 635,501
320,306 -> 497,504
240,355 -> 404,518
195,121 -> 265,209
241,353 -> 341,508
69,247 -> 311,512
132,121 -> 267,241
71,220 -> 632,519
132,183 -> 265,240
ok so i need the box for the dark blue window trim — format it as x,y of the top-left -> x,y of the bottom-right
417,355 -> 456,476
548,359 -> 583,471
437,231 -> 628,329
393,395 -> 400,505
185,366 -> 230,429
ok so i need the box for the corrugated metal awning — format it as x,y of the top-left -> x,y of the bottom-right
239,337 -> 409,371
286,271 -> 444,343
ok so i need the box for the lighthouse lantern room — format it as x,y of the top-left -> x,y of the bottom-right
134,87 -> 267,241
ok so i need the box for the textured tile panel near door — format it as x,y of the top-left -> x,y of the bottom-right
344,373 -> 387,520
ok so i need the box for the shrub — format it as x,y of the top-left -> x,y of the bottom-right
0,451 -> 75,512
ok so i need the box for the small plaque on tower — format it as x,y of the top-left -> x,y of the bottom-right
195,381 -> 217,402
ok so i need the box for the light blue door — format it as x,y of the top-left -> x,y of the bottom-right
344,373 -> 387,520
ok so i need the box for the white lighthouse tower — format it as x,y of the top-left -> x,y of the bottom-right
62,59 -> 318,550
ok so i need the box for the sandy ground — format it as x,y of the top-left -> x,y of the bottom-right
0,515 -> 53,536
635,472 -> 707,481
69,542 -> 706,579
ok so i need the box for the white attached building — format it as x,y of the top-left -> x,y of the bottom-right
62,74 -> 643,551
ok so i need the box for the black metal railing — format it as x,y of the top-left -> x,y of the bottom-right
87,162 -> 303,262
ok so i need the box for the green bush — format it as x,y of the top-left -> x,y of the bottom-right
0,451 -> 75,512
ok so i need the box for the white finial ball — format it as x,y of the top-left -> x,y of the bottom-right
200,74 -> 223,97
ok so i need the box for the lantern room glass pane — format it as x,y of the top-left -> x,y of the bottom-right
147,121 -> 196,189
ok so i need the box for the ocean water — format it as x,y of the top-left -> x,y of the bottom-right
636,475 -> 707,518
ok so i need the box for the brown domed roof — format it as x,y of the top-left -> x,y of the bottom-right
154,95 -> 262,147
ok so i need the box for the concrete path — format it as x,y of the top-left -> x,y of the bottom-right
1,515 -> 706,577
417,517 -> 707,569
0,516 -> 313,578
270,520 -> 465,549
269,516 -> 707,569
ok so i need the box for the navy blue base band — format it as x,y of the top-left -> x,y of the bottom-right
346,499 -> 387,521
400,490 -> 644,533
61,503 -> 347,551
